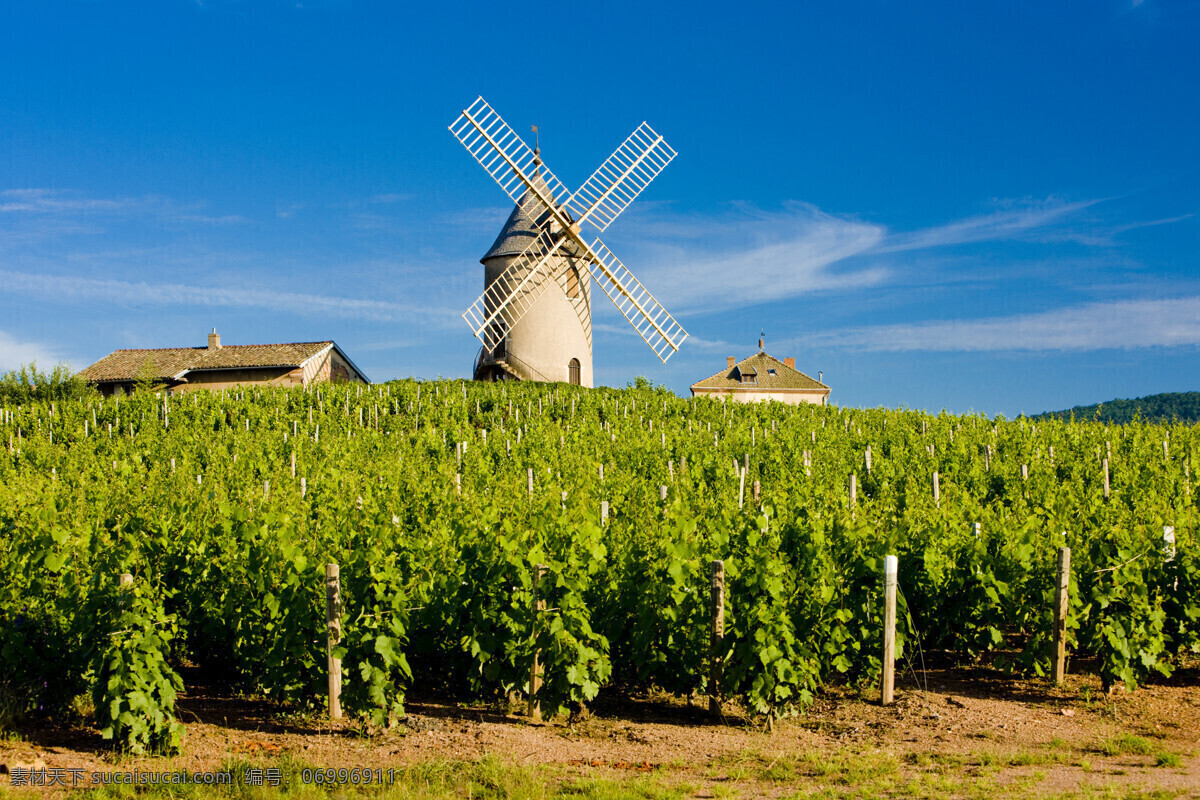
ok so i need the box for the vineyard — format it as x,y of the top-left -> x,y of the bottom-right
1,379 -> 1197,756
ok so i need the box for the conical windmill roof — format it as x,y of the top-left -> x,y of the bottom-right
480,173 -> 583,263
480,194 -> 545,262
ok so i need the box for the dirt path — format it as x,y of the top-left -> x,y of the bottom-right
3,664 -> 1199,798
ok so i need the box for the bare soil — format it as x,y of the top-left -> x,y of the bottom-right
4,660 -> 1200,798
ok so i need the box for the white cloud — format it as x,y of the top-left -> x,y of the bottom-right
0,188 -> 151,215
819,295 -> 1200,352
0,270 -> 458,325
0,188 -> 245,225
612,202 -> 888,313
875,197 -> 1101,253
0,330 -> 63,372
600,197 -> 1118,315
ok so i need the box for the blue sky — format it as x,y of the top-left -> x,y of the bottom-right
1,0 -> 1197,416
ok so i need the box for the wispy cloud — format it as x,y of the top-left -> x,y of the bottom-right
0,329 -> 63,372
1110,213 -> 1195,235
615,202 -> 888,313
817,295 -> 1200,352
0,188 -> 152,215
607,196 -> 1122,314
0,188 -> 247,225
875,197 -> 1102,252
0,270 -> 458,325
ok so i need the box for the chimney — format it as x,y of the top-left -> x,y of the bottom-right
727,356 -> 735,369
758,336 -> 763,351
208,328 -> 221,351
818,371 -> 823,383
784,357 -> 795,369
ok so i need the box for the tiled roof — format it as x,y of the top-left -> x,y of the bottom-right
187,342 -> 332,371
79,342 -> 332,383
691,351 -> 829,392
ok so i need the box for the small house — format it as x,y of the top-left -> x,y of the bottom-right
690,339 -> 829,406
79,329 -> 368,396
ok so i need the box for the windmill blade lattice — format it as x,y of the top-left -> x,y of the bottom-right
567,122 -> 677,232
449,97 -> 572,214
576,236 -> 688,362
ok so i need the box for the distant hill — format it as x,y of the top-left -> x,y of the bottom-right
1035,392 -> 1200,424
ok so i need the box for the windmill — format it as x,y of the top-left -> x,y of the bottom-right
449,97 -> 688,386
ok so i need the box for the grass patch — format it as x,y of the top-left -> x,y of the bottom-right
1152,751 -> 1182,768
1094,734 -> 1154,757
63,757 -> 635,800
905,751 -> 965,771
710,748 -> 899,788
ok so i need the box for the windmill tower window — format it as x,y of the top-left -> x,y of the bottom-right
565,266 -> 581,299
568,358 -> 581,386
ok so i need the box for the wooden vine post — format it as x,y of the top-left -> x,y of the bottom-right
881,555 -> 898,705
529,564 -> 547,722
325,563 -> 343,719
709,559 -> 725,716
1052,546 -> 1071,685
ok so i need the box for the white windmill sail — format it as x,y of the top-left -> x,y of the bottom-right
450,97 -> 688,364
448,97 -> 570,216
566,122 -> 677,232
575,237 -> 687,363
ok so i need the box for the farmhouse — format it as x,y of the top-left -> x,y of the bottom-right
79,329 -> 368,396
691,339 -> 829,406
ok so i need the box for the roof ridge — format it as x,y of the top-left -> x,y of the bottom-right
216,340 -> 333,347
108,340 -> 333,353
689,349 -> 829,391
109,346 -> 206,353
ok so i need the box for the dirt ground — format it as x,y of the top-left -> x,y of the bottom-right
3,660 -> 1199,798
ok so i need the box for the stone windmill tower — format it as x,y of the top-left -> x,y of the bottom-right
450,97 -> 688,386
